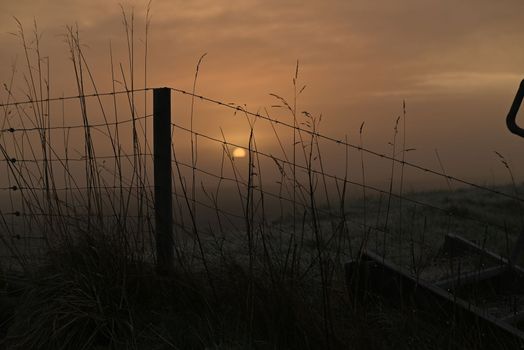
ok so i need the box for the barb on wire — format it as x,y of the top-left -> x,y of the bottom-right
0,87 -> 152,108
1,85 -> 521,263
0,114 -> 151,134
0,152 -> 153,164
169,87 -> 523,204
171,122 -> 515,232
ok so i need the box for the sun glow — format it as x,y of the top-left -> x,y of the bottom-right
232,147 -> 246,158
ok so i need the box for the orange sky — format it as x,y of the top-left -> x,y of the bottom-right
1,0 -> 524,188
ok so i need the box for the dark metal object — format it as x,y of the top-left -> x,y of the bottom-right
153,88 -> 174,274
507,80 -> 524,264
506,79 -> 524,138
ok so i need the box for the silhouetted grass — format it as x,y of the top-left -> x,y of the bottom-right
1,8 -> 524,350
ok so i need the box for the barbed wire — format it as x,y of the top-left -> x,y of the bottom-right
0,184 -> 154,192
0,87 -> 152,108
0,152 -> 153,164
171,158 -> 500,246
169,87 -> 523,204
3,87 -> 520,203
170,122 -> 516,232
0,114 -> 151,134
1,86 -> 521,254
5,211 -> 152,219
168,185 -> 447,254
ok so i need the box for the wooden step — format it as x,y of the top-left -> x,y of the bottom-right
500,311 -> 524,325
434,264 -> 507,291
346,250 -> 524,347
442,233 -> 507,265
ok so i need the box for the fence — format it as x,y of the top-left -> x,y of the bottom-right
1,86 -> 523,276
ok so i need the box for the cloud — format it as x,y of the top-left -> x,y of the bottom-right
415,72 -> 523,93
1,0 -> 524,183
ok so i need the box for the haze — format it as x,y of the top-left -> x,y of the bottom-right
1,0 -> 524,188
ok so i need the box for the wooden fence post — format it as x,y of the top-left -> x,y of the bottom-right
153,87 -> 173,274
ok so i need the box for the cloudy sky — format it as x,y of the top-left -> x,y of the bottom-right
1,0 -> 524,187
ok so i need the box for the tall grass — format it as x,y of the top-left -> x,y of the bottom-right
1,7 -> 524,350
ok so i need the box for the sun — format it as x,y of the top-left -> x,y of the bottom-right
232,147 -> 246,158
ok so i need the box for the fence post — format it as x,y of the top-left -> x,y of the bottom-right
153,87 -> 173,274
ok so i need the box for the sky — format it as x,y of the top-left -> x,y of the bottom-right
1,0 -> 524,189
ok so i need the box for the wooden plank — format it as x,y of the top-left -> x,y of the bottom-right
442,233 -> 506,264
501,311 -> 524,326
443,233 -> 524,276
346,250 -> 524,348
434,264 -> 507,291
